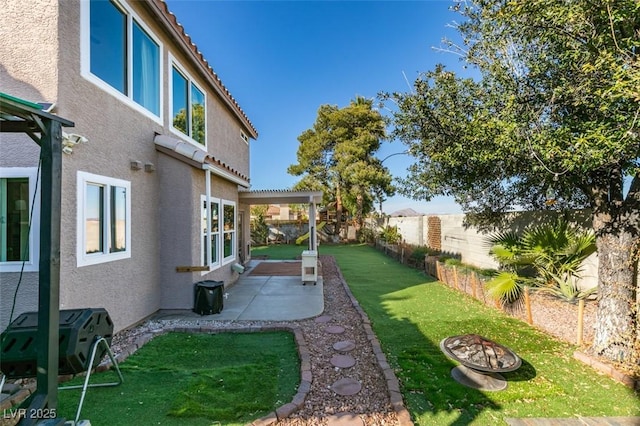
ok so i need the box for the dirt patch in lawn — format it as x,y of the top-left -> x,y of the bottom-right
248,261 -> 303,276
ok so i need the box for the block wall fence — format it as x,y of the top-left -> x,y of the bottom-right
369,210 -> 603,290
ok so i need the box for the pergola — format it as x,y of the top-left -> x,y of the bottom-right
239,189 -> 323,252
0,92 -> 75,418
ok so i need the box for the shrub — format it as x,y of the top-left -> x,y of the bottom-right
379,225 -> 401,244
358,226 -> 378,244
409,245 -> 439,261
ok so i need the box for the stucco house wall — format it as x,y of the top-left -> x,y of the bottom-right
0,0 -> 62,329
0,0 -> 257,332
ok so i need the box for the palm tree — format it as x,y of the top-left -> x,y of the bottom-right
486,219 -> 597,306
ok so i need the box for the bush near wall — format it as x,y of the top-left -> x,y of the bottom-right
373,240 -> 439,270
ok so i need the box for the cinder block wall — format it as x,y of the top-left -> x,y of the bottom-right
381,210 -> 604,290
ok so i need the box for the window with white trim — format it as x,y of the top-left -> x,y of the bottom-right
222,201 -> 236,262
201,197 -> 235,268
83,0 -> 162,118
201,196 -> 220,268
0,168 -> 40,272
171,61 -> 206,146
77,172 -> 131,267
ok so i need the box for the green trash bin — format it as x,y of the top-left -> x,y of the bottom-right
194,281 -> 224,315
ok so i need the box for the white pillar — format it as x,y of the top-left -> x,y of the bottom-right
308,197 -> 317,251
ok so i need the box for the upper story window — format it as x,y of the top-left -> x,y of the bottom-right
77,172 -> 131,267
241,131 -> 249,144
171,60 -> 206,146
84,0 -> 161,119
0,168 -> 40,272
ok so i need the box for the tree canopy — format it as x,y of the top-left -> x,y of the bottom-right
288,97 -> 394,232
384,0 -> 639,365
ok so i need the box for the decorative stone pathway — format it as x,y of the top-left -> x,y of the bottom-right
330,354 -> 356,368
333,340 -> 356,352
330,377 -> 362,396
322,314 -> 364,424
324,325 -> 346,334
314,315 -> 333,323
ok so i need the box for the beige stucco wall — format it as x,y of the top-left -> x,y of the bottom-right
0,0 -> 59,102
1,0 -> 254,332
54,1 -> 163,332
0,0 -> 60,330
157,159 -> 243,310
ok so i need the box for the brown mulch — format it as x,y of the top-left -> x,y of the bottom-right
248,261 -> 302,276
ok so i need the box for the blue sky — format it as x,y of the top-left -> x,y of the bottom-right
165,0 -> 464,214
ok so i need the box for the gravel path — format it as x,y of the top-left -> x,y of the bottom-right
109,256 -> 409,426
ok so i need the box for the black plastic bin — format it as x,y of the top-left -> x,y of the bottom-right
0,308 -> 114,378
194,280 -> 224,315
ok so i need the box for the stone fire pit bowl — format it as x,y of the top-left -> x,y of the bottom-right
440,334 -> 522,391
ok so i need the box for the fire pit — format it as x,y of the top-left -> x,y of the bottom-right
440,334 -> 521,391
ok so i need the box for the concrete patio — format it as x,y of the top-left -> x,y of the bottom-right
153,260 -> 324,322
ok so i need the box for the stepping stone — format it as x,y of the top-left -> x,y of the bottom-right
314,315 -> 332,323
330,354 -> 356,368
333,340 -> 356,352
325,325 -> 345,334
330,377 -> 361,396
327,412 -> 364,426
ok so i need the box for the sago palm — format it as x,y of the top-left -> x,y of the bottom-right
485,219 -> 596,306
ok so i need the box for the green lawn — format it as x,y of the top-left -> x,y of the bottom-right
56,332 -> 299,425
253,244 -> 640,425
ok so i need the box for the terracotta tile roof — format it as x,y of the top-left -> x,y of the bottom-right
147,0 -> 258,139
205,153 -> 250,183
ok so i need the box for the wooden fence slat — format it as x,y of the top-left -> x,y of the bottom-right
524,287 -> 533,325
577,299 -> 585,346
471,271 -> 477,299
453,266 -> 459,290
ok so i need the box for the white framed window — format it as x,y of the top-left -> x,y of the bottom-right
200,197 -> 235,269
0,168 -> 40,272
240,131 -> 249,144
81,0 -> 163,122
170,57 -> 207,147
77,172 -> 131,267
222,201 -> 236,263
201,196 -> 220,270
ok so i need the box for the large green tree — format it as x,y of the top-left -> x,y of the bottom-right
384,0 -> 640,365
288,97 -> 394,233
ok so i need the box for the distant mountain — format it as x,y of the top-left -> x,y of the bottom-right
389,208 -> 421,217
